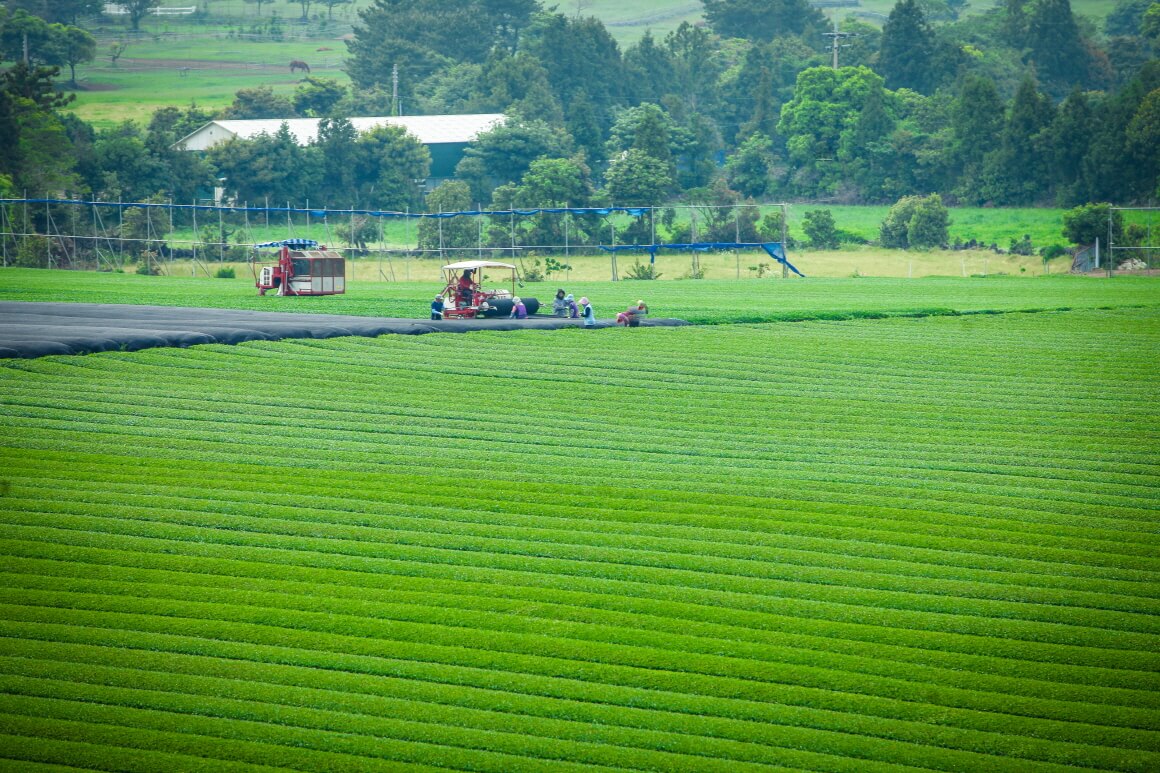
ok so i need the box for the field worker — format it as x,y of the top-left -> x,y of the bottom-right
456,269 -> 475,307
552,288 -> 568,316
617,299 -> 648,327
510,296 -> 528,319
564,293 -> 579,318
579,296 -> 595,327
431,294 -> 444,320
629,299 -> 648,327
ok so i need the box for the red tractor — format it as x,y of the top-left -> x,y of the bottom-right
254,239 -> 345,296
440,260 -> 538,318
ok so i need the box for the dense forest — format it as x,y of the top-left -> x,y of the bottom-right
1,0 -> 1158,221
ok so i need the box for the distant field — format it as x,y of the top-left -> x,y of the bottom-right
68,31 -> 349,125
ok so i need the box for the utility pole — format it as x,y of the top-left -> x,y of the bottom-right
392,63 -> 399,116
822,17 -> 856,69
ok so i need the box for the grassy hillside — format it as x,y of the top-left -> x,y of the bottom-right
1,278 -> 1158,770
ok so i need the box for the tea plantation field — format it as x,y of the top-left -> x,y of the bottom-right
1,276 -> 1159,770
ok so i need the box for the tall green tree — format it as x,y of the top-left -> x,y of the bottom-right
0,10 -> 54,65
208,124 -> 314,206
347,0 -> 531,91
293,77 -> 346,117
702,0 -> 826,41
454,118 -> 571,202
604,148 -> 672,207
0,62 -> 77,196
840,79 -> 900,200
481,0 -> 539,53
353,124 -> 430,210
491,156 -> 595,248
140,106 -> 215,203
54,23 -> 95,87
719,36 -> 819,147
1023,0 -> 1091,94
622,31 -> 675,106
877,0 -> 938,94
1125,88 -> 1160,191
565,89 -> 604,167
122,0 -> 159,31
1144,3 -> 1160,40
724,132 -> 774,198
1040,86 -> 1097,205
417,180 -> 476,251
312,117 -> 359,208
776,65 -> 886,196
949,74 -> 1003,202
521,13 -> 624,115
92,121 -> 168,201
663,22 -> 720,113
477,51 -> 562,125
1105,0 -> 1154,35
978,76 -> 1055,204
605,103 -> 700,189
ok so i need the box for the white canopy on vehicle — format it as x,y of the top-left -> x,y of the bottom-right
441,260 -> 518,271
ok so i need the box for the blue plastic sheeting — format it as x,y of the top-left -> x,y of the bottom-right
253,239 -> 319,248
4,198 -> 648,220
599,242 -> 805,277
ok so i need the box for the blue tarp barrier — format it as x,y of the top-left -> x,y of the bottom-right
599,242 -> 804,277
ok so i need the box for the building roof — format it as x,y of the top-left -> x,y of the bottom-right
175,114 -> 505,151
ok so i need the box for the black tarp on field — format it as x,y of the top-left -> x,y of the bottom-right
0,302 -> 688,358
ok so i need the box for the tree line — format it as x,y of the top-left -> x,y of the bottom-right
1,0 -> 1158,240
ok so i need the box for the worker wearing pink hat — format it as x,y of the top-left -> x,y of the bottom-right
579,297 -> 595,327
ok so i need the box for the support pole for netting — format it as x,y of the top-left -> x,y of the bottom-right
376,215 -> 384,280
168,200 -> 181,275
438,205 -> 444,261
45,201 -> 52,268
1,200 -> 9,267
477,203 -> 483,259
191,202 -> 198,268
218,204 -> 225,262
1141,213 -> 1150,270
610,212 -> 618,281
781,203 -> 789,279
1108,208 -> 1115,278
23,195 -> 30,267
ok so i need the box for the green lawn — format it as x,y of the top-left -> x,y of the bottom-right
811,206 -> 1072,248
1,273 -> 1158,770
3,267 -> 1159,321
